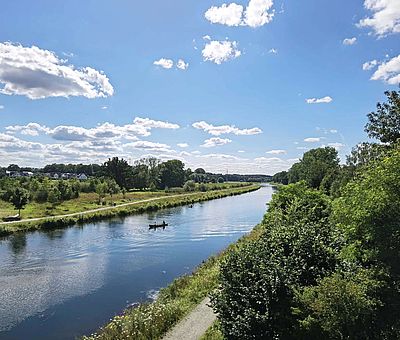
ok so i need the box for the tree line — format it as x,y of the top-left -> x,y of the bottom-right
211,89 -> 400,339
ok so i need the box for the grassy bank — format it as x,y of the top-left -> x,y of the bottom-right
83,223 -> 265,340
0,184 -> 260,236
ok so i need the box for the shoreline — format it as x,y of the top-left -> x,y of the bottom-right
0,184 -> 261,237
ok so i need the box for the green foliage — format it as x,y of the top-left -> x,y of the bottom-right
9,187 -> 29,215
103,157 -> 132,189
212,183 -> 340,339
183,180 -> 196,192
159,160 -> 185,189
296,268 -> 384,340
365,90 -> 400,144
272,170 -> 289,185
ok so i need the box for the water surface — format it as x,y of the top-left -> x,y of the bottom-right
0,185 -> 273,339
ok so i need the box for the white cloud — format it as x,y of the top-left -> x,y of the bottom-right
153,58 -> 174,69
330,129 -> 338,134
243,0 -> 274,27
201,137 -> 232,148
268,48 -> 278,54
343,37 -> 357,45
101,106 -> 108,110
203,35 -> 211,41
176,59 -> 189,70
304,137 -> 321,143
306,96 -> 333,104
358,0 -> 400,37
177,143 -> 189,148
370,54 -> 400,84
327,142 -> 345,150
6,117 -> 180,142
192,121 -> 262,136
126,141 -> 172,152
238,150 -> 245,153
205,3 -> 244,26
363,59 -> 379,70
202,40 -> 241,64
0,42 -> 114,100
0,105 -> 4,110
205,0 -> 274,28
266,149 -> 287,155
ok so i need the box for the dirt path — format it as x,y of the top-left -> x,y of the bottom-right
0,192 -> 200,226
162,297 -> 216,340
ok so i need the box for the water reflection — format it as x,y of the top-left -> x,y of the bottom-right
8,234 -> 27,255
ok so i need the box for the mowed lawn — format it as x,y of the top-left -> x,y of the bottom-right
0,191 -> 171,220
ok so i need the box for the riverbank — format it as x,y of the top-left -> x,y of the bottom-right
0,184 -> 260,236
83,221 -> 265,340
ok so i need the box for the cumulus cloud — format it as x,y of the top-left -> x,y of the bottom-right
306,96 -> 333,104
176,59 -> 189,70
268,48 -> 278,54
358,0 -> 400,37
177,143 -> 189,148
343,37 -> 357,45
6,117 -> 180,142
153,58 -> 174,69
201,137 -> 232,148
363,59 -> 379,70
192,121 -> 262,136
202,40 -> 241,64
0,105 -> 4,110
0,42 -> 114,100
204,0 -> 274,28
244,0 -> 274,27
266,149 -> 287,155
370,54 -> 400,84
205,3 -> 244,26
126,141 -> 172,152
304,137 -> 321,143
327,142 -> 345,150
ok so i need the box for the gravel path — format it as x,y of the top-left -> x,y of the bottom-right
162,297 -> 216,340
0,192 -> 200,226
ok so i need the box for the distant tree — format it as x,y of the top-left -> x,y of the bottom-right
48,187 -> 61,208
288,148 -> 340,189
140,157 -> 161,189
9,187 -> 29,216
183,180 -> 196,192
107,180 -> 120,204
217,176 -> 225,183
365,90 -> 400,144
7,164 -> 20,172
96,182 -> 108,204
159,160 -> 185,189
272,171 -> 289,185
194,168 -> 206,174
132,164 -> 149,190
103,157 -> 132,189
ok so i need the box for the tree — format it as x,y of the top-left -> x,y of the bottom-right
9,187 -> 29,216
132,164 -> 149,190
288,148 -> 340,189
103,157 -> 132,189
346,142 -> 389,167
194,168 -> 206,174
96,182 -> 108,204
107,180 -> 120,204
272,171 -> 289,184
159,160 -> 185,189
365,90 -> 400,144
48,187 -> 61,208
183,180 -> 196,192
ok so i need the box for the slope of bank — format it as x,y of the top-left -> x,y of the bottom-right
0,184 -> 260,236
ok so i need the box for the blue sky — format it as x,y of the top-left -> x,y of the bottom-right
0,0 -> 399,174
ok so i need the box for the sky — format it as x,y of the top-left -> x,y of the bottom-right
0,0 -> 399,175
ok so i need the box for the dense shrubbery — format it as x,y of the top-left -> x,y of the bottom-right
211,90 -> 400,339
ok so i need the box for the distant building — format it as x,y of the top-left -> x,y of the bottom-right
77,173 -> 88,181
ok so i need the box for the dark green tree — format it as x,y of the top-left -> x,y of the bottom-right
9,187 -> 29,216
159,160 -> 185,189
103,157 -> 132,189
365,90 -> 400,144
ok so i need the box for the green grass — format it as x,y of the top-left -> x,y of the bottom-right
200,321 -> 224,340
0,184 -> 261,236
83,224 -> 265,340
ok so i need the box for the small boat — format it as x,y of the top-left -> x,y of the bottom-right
189,204 -> 193,208
149,221 -> 168,229
2,214 -> 21,222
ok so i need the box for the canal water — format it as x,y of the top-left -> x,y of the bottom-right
0,185 -> 273,339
